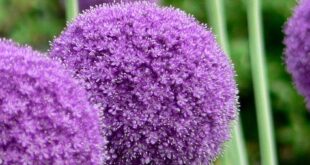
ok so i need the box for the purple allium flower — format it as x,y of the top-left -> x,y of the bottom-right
50,2 -> 238,164
284,0 -> 310,108
0,39 -> 104,165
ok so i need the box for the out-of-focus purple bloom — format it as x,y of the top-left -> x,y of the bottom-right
0,39 -> 104,165
50,2 -> 238,164
284,0 -> 310,109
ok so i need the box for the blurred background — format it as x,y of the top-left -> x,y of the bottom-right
0,0 -> 309,164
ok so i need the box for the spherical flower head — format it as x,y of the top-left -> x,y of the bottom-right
284,0 -> 310,109
50,2 -> 238,164
0,39 -> 104,164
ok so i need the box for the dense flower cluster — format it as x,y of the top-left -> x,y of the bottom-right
0,39 -> 104,165
284,0 -> 310,108
51,3 -> 238,164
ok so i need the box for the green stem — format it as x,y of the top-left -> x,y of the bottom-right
66,0 -> 79,21
206,0 -> 248,165
231,118 -> 248,165
246,0 -> 277,164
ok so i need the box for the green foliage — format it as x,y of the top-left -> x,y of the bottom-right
0,0 -> 309,164
0,0 -> 65,50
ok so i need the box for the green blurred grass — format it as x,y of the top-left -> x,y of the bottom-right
0,0 -> 309,164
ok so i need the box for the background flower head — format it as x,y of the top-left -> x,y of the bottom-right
50,2 -> 238,164
0,39 -> 105,165
284,0 -> 310,109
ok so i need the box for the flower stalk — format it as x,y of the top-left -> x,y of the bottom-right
66,0 -> 79,21
206,0 -> 248,165
245,0 -> 277,164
